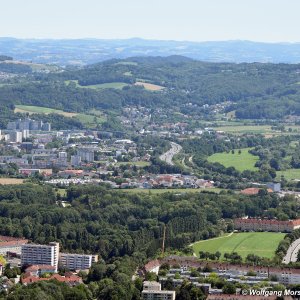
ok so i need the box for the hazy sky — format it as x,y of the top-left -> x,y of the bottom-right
1,0 -> 300,42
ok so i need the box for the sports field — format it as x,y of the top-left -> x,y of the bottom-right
192,232 -> 285,260
207,148 -> 259,172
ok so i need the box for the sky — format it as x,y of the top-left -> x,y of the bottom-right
0,0 -> 300,42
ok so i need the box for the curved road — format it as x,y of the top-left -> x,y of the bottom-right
159,142 -> 182,166
283,238 -> 300,264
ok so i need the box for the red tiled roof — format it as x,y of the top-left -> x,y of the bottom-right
0,236 -> 28,247
234,218 -> 300,226
22,273 -> 82,285
25,265 -> 56,272
240,188 -> 272,195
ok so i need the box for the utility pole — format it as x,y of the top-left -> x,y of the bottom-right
162,224 -> 166,255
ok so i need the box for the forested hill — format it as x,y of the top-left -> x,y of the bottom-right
1,56 -> 300,119
1,38 -> 300,64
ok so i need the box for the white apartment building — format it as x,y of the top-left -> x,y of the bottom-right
21,242 -> 59,272
142,281 -> 176,300
77,148 -> 95,162
59,253 -> 98,270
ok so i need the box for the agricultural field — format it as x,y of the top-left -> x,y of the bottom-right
65,80 -> 128,90
207,148 -> 259,172
134,81 -> 165,91
215,124 -> 300,136
276,169 -> 300,181
192,232 -> 285,260
0,178 -> 24,185
14,105 -> 77,117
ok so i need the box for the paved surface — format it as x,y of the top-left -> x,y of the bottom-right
283,238 -> 300,264
159,142 -> 182,166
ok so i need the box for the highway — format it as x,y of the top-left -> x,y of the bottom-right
159,142 -> 182,166
282,238 -> 300,264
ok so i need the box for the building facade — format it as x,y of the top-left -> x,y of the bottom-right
21,242 -> 59,272
234,218 -> 300,233
59,253 -> 98,271
142,281 -> 176,300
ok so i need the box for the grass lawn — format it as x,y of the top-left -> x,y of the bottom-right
207,148 -> 259,172
192,232 -> 285,260
276,169 -> 300,181
118,188 -> 222,194
65,80 -> 128,90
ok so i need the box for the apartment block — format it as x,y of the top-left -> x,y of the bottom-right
21,242 -> 59,272
59,253 -> 98,271
234,218 -> 300,233
142,281 -> 176,300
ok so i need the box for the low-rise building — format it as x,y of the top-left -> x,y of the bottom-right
234,217 -> 300,233
59,253 -> 98,271
142,281 -> 176,300
0,236 -> 28,255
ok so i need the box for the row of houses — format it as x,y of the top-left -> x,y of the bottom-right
234,217 -> 300,233
145,256 -> 300,285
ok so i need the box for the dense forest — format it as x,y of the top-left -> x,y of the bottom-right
0,183 -> 298,299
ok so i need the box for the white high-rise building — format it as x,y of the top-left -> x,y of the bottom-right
77,148 -> 95,162
21,242 -> 59,272
9,131 -> 23,143
59,253 -> 98,271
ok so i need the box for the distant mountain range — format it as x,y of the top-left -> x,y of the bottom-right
0,38 -> 300,65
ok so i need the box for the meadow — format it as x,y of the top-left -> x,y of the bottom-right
14,105 -> 106,126
14,105 -> 77,117
192,232 -> 285,260
134,81 -> 165,91
65,80 -> 128,90
207,148 -> 259,172
276,168 -> 300,181
0,178 -> 24,185
118,188 -> 222,194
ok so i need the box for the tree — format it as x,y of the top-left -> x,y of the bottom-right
222,283 -> 236,294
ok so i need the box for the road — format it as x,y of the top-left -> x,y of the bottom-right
282,238 -> 300,264
159,142 -> 182,166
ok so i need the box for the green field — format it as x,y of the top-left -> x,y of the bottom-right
277,168 -> 300,181
116,161 -> 151,167
15,105 -> 106,126
118,188 -> 222,194
65,80 -> 128,90
215,124 -> 300,136
15,105 -> 77,117
192,232 -> 285,260
207,148 -> 259,172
